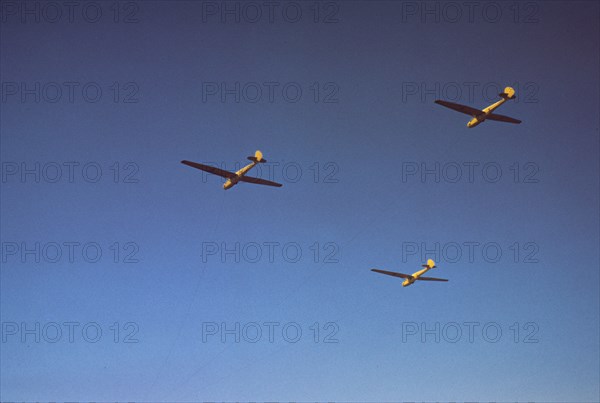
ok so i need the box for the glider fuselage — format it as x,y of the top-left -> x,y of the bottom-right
182,150 -> 282,190
223,161 -> 258,189
371,259 -> 445,287
467,98 -> 508,128
402,266 -> 432,287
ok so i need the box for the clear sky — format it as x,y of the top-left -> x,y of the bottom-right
1,0 -> 599,401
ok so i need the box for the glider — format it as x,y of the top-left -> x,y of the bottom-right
181,150 -> 282,190
435,86 -> 522,128
371,259 -> 447,287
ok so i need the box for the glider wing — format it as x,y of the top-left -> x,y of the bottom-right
486,113 -> 522,124
416,276 -> 448,282
434,100 -> 481,116
238,176 -> 283,187
371,269 -> 412,279
181,160 -> 236,178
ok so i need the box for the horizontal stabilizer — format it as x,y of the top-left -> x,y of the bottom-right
247,150 -> 266,163
247,156 -> 268,163
499,93 -> 517,99
421,258 -> 436,269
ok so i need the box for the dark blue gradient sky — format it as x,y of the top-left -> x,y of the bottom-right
1,1 -> 599,401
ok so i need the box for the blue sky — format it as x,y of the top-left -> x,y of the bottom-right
1,1 -> 599,401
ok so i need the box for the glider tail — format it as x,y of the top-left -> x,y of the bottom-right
422,259 -> 437,269
247,150 -> 267,163
499,86 -> 516,100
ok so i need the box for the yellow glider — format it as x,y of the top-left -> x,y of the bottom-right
435,86 -> 522,128
181,150 -> 283,190
371,259 -> 447,287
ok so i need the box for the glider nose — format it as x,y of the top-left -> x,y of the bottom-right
467,118 -> 479,128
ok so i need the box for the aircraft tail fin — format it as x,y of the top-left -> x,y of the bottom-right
247,150 -> 267,163
421,259 -> 437,269
499,86 -> 516,100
